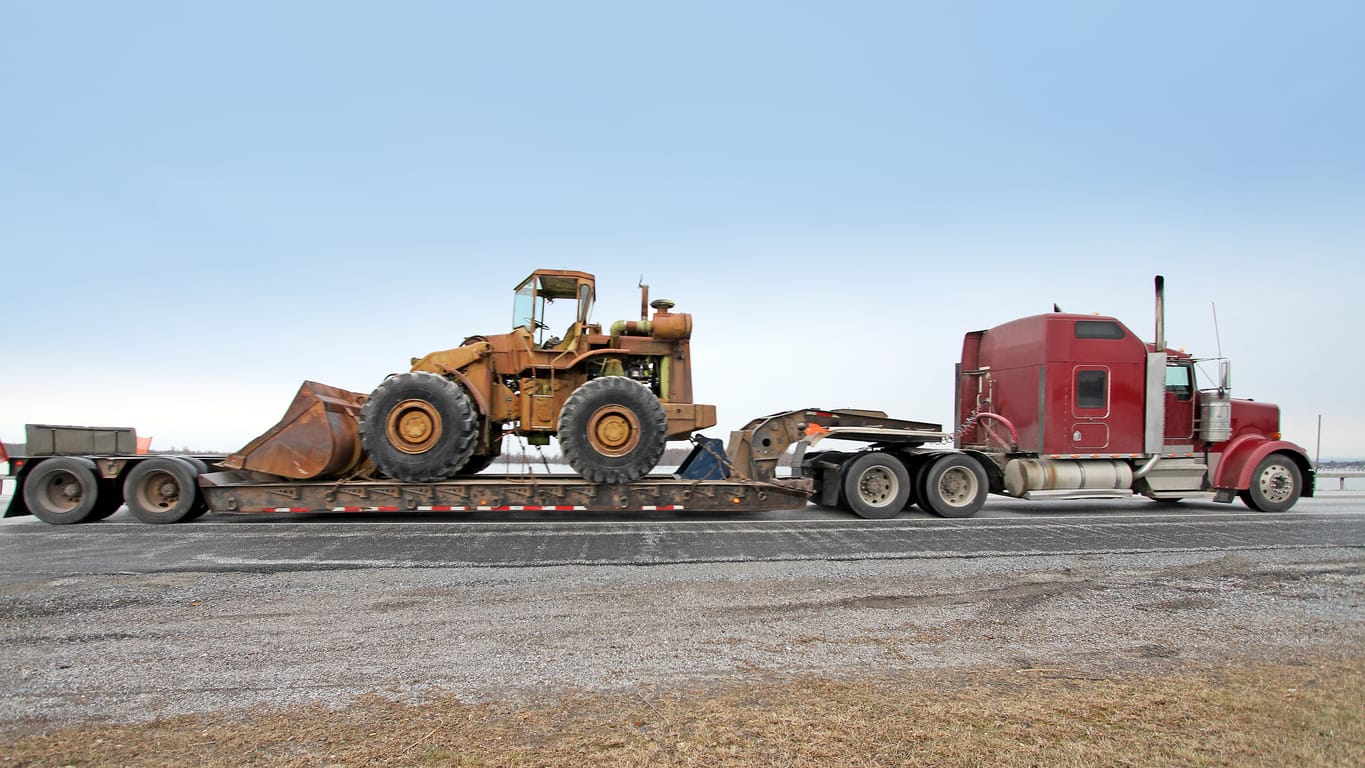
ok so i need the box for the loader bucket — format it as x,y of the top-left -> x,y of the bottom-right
223,381 -> 368,480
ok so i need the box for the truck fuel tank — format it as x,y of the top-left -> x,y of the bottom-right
1004,458 -> 1134,497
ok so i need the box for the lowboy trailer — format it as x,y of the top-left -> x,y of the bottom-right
2,410 -> 949,523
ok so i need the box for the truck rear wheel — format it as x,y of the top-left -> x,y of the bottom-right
361,372 -> 479,482
124,457 -> 200,524
918,454 -> 988,518
841,452 -> 910,519
558,377 -> 667,484
23,457 -> 102,525
1240,454 -> 1302,513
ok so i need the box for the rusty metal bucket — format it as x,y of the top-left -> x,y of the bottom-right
223,381 -> 368,480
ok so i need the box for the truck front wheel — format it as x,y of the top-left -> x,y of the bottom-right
918,454 -> 988,518
840,453 -> 910,519
1240,454 -> 1302,513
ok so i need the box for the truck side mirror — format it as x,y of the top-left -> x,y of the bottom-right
1219,360 -> 1232,393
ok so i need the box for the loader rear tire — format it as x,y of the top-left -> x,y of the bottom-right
361,372 -> 478,482
124,457 -> 200,524
23,457 -> 101,525
558,377 -> 667,484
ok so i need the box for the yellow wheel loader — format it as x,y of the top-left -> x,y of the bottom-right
225,270 -> 716,484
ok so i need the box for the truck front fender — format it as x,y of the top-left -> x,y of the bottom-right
1213,437 -> 1315,497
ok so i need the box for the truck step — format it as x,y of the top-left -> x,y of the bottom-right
1141,458 -> 1210,494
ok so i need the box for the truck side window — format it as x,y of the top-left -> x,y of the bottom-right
1165,364 -> 1193,401
1075,321 -> 1125,339
1076,369 -> 1107,409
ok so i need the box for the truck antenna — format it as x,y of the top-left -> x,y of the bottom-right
1211,301 -> 1223,359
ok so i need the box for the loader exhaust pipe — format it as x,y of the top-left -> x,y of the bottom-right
1154,275 -> 1165,351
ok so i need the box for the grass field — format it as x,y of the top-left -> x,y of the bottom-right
4,653 -> 1361,767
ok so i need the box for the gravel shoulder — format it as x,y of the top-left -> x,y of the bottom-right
2,546 -> 1362,734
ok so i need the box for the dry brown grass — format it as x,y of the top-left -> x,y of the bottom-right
4,654 -> 1362,767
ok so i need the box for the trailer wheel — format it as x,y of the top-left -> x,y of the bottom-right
918,454 -> 988,518
361,372 -> 479,482
177,457 -> 212,519
124,457 -> 201,524
1239,454 -> 1302,513
841,453 -> 911,519
23,457 -> 102,525
558,377 -> 667,484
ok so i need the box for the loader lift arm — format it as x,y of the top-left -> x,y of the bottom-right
725,408 -> 945,482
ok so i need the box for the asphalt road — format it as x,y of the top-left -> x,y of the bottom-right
4,490 -> 1363,730
2,493 -> 1362,581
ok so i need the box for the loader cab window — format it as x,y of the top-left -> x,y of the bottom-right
577,283 -> 593,324
513,272 -> 596,347
514,280 -> 537,332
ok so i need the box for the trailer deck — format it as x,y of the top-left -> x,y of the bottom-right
199,470 -> 814,514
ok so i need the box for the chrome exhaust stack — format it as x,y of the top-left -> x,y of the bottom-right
1154,275 -> 1165,351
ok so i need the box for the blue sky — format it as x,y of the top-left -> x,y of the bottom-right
2,2 -> 1362,458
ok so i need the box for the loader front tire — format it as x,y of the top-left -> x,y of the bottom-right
558,377 -> 667,484
361,372 -> 479,482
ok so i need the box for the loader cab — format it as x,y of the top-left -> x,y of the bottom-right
513,269 -> 596,349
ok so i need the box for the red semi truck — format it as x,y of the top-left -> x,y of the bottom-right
804,276 -> 1314,517
2,277 -> 1313,524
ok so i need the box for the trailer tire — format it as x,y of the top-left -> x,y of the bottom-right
841,452 -> 911,519
177,457 -> 212,519
558,377 -> 667,484
918,454 -> 988,518
124,457 -> 200,524
23,457 -> 102,525
1239,454 -> 1302,513
361,372 -> 479,482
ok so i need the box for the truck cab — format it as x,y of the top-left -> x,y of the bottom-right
956,279 -> 1313,512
